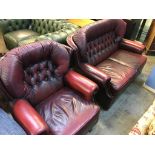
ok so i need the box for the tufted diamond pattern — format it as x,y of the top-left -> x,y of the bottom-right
0,19 -> 31,33
31,19 -> 78,35
0,40 -> 71,106
0,19 -> 79,48
72,19 -> 126,66
86,31 -> 118,65
24,60 -> 56,87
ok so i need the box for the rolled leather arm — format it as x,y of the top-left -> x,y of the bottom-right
120,38 -> 145,54
80,63 -> 111,85
13,99 -> 50,135
65,70 -> 99,101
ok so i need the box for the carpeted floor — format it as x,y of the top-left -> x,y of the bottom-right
89,55 -> 155,135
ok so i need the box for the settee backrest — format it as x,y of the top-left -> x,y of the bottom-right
0,41 -> 71,106
31,19 -> 78,35
0,19 -> 31,34
0,19 -> 78,36
31,19 -> 63,34
72,19 -> 126,65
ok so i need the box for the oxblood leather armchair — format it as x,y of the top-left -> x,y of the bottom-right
0,40 -> 100,135
0,19 -> 79,52
67,19 -> 147,110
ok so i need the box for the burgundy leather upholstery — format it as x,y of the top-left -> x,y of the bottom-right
72,19 -> 126,65
65,70 -> 99,101
109,49 -> 147,70
120,39 -> 145,54
80,63 -> 111,85
0,40 -> 100,134
96,59 -> 136,91
13,99 -> 50,135
67,19 -> 147,109
0,40 -> 70,105
37,87 -> 100,135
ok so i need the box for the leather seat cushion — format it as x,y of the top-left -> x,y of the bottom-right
109,49 -> 147,71
4,29 -> 39,49
18,36 -> 40,46
36,87 -> 100,135
96,59 -> 136,91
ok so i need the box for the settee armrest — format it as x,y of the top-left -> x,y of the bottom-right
80,64 -> 113,98
120,38 -> 145,54
0,31 -> 8,55
80,63 -> 111,85
65,70 -> 99,101
13,99 -> 50,135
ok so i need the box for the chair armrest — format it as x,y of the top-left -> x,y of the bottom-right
65,70 -> 99,101
120,38 -> 145,54
12,99 -> 50,135
81,63 -> 111,85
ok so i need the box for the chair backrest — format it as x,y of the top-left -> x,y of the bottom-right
0,19 -> 31,34
72,19 -> 126,65
0,40 -> 71,106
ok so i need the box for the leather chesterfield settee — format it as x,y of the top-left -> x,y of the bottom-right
67,19 -> 147,110
0,40 -> 100,135
0,19 -> 79,53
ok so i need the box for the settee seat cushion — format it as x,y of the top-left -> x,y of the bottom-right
37,87 -> 100,135
18,36 -> 40,46
96,59 -> 136,91
4,29 -> 39,49
109,49 -> 147,71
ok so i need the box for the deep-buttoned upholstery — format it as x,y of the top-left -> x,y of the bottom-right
67,19 -> 147,109
0,19 -> 79,51
0,40 -> 100,135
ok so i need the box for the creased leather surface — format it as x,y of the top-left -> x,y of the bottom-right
96,59 -> 136,91
67,19 -> 147,109
0,40 -> 99,134
0,19 -> 79,49
37,87 -> 100,135
72,19 -> 126,65
65,70 -> 99,101
4,30 -> 39,49
120,39 -> 145,54
13,99 -> 50,135
0,40 -> 70,105
109,49 -> 147,70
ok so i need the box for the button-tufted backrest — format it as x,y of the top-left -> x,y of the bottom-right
0,40 -> 71,106
72,19 -> 126,65
0,19 -> 31,34
31,19 -> 74,35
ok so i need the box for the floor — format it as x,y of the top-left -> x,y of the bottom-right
89,55 -> 155,135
